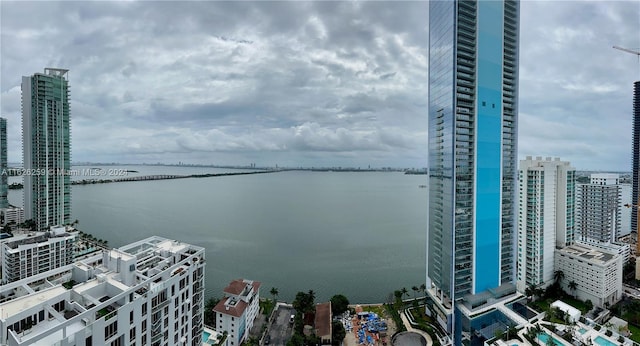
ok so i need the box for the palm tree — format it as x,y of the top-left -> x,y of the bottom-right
553,270 -> 564,284
420,283 -> 426,295
568,280 -> 578,298
411,286 -> 419,300
394,290 -> 403,302
525,284 -> 535,300
270,287 -> 279,304
401,287 -> 408,299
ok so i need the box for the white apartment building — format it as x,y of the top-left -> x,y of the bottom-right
1,226 -> 76,284
576,240 -> 632,264
0,236 -> 205,346
1,206 -> 25,226
555,243 -> 623,308
576,173 -> 622,243
517,156 -> 575,292
213,279 -> 261,346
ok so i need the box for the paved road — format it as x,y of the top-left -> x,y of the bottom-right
265,305 -> 296,346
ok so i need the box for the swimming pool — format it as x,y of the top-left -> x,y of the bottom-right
203,331 -> 211,342
538,332 -> 564,346
594,336 -> 618,346
579,328 -> 587,334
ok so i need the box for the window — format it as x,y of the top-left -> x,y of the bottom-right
130,327 -> 136,341
105,321 -> 118,340
130,311 -> 134,324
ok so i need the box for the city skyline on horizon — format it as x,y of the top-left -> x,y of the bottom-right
1,1 -> 639,170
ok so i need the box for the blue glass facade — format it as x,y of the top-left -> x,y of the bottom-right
427,0 -> 519,342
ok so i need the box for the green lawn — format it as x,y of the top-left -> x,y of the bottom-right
528,296 -> 590,315
628,324 -> 640,343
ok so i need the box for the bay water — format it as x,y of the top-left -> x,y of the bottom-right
8,166 -> 427,304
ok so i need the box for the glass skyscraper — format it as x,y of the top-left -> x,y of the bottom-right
427,1 -> 519,344
631,81 -> 640,246
22,68 -> 71,232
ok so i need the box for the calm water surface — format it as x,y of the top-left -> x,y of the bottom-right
9,166 -> 427,303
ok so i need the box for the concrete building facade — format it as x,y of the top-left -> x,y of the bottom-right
1,206 -> 24,226
1,226 -> 76,284
555,243 -> 623,308
22,68 -> 71,232
0,236 -> 206,346
213,279 -> 261,346
516,156 -> 575,292
0,117 -> 7,209
576,174 -> 621,243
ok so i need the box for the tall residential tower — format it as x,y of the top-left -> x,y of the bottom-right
0,118 -> 7,209
427,0 -> 519,344
630,82 -> 640,240
21,68 -> 71,231
516,156 -> 575,293
576,174 -> 621,244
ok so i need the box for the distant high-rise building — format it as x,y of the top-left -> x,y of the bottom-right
426,0 -> 519,343
631,82 -> 640,231
21,68 -> 71,231
0,117 -> 7,209
516,156 -> 575,293
576,173 -> 621,243
632,81 -> 640,255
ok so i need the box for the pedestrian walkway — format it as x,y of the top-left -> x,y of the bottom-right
400,310 -> 433,346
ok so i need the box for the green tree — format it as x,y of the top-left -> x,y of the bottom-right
393,290 -> 403,309
245,337 -> 259,346
292,290 -> 316,315
204,297 -> 220,327
505,325 -> 517,340
330,294 -> 350,316
270,287 -> 279,303
412,286 -> 419,300
331,321 -> 346,345
394,290 -> 403,301
568,280 -> 578,298
553,270 -> 564,285
525,284 -> 537,300
286,333 -> 305,346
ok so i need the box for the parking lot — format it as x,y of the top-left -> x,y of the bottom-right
264,304 -> 296,345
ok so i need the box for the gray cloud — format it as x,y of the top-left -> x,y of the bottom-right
1,1 -> 638,170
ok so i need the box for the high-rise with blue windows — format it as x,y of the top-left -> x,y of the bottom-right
427,0 -> 520,344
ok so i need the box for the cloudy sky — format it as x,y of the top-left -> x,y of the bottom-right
1,1 -> 639,170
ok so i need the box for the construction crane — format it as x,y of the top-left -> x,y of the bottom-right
614,45 -> 640,56
614,46 -> 640,77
